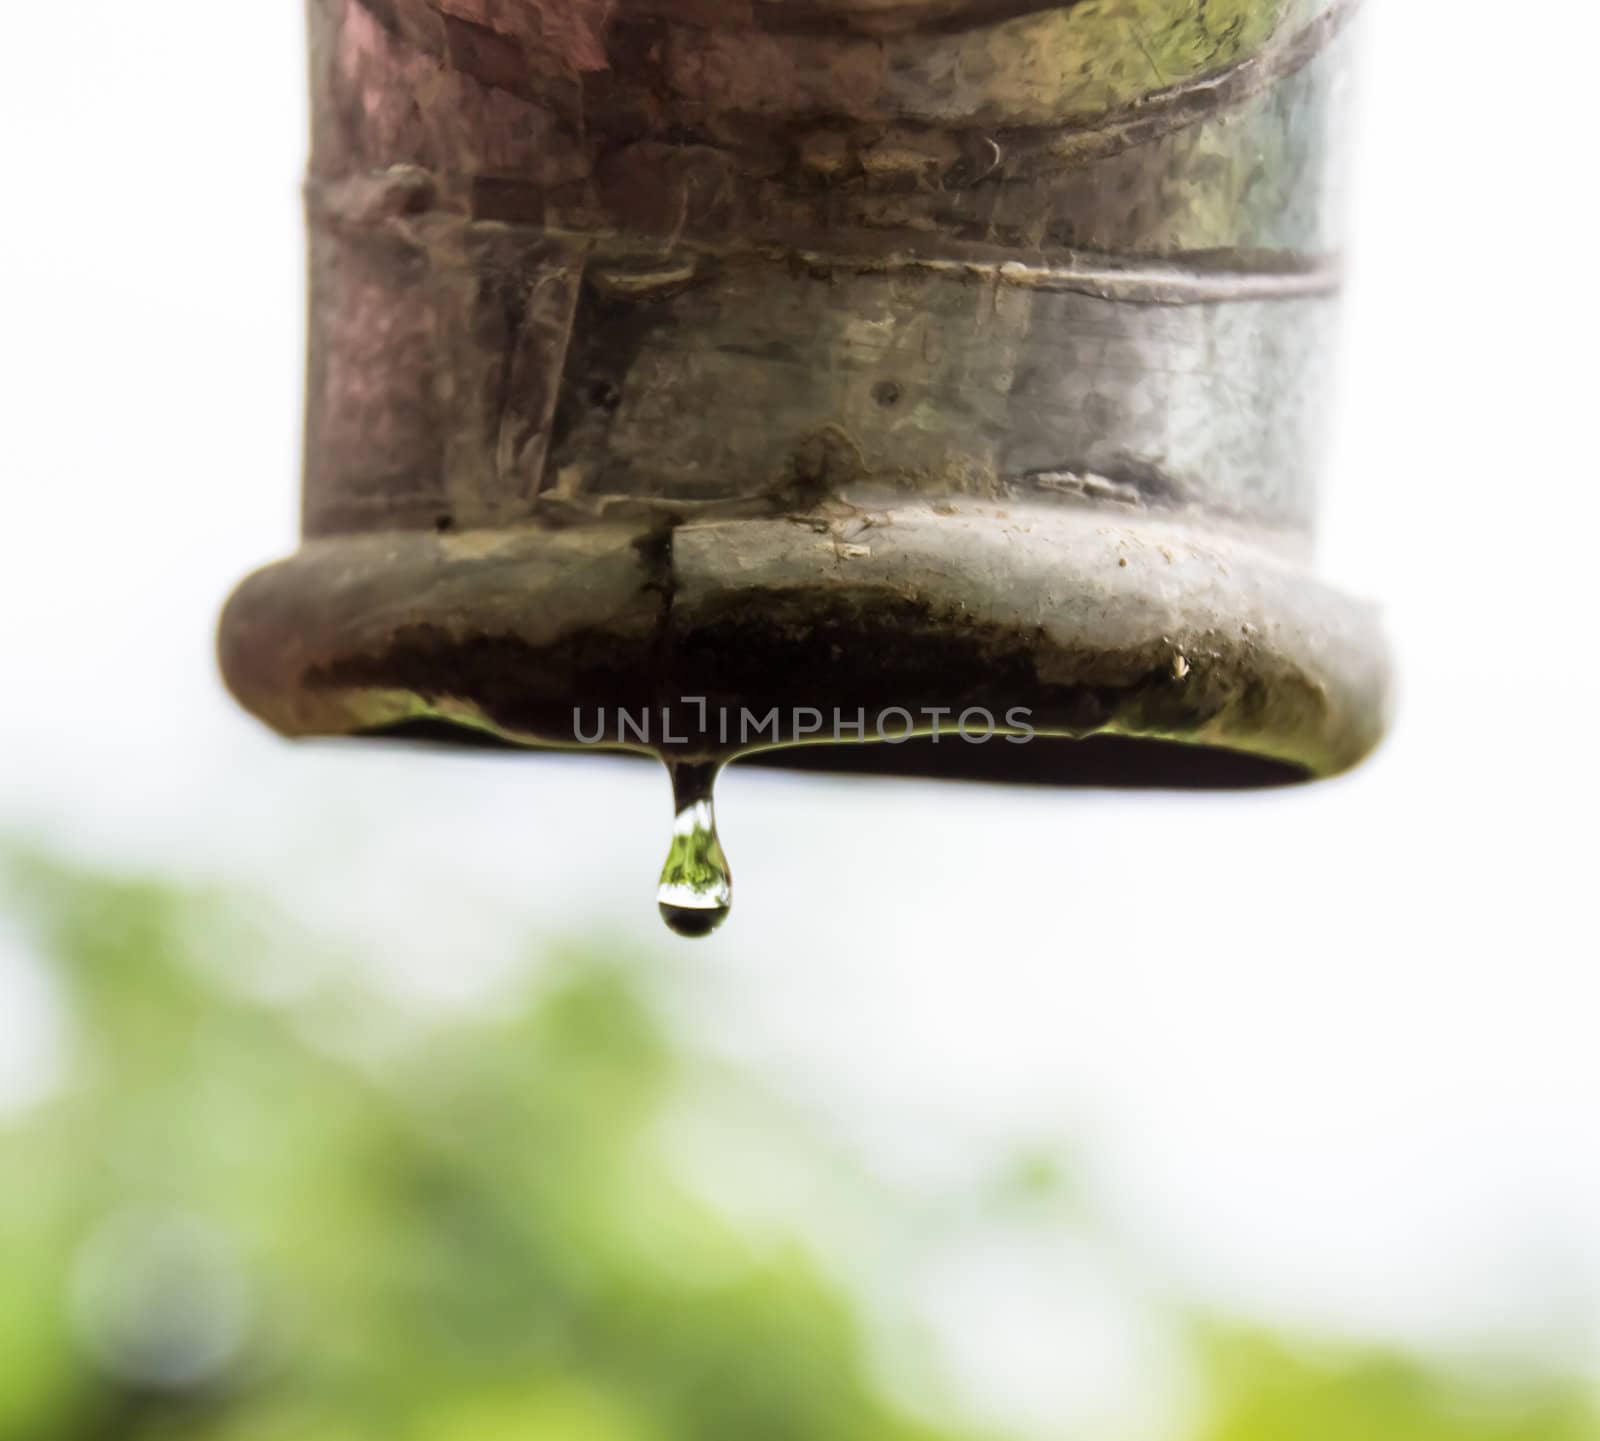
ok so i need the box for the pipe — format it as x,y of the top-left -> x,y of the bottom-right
220,0 -> 1388,791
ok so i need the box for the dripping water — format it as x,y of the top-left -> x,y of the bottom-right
656,760 -> 731,938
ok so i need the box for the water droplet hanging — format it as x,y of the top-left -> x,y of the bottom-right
655,762 -> 730,938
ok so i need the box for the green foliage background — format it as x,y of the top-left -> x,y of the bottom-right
1,850 -> 1593,1441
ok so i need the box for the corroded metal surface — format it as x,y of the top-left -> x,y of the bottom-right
221,0 -> 1388,783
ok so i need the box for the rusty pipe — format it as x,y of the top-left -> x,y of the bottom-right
220,0 -> 1388,789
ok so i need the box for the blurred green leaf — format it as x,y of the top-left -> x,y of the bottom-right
1,847 -> 1595,1441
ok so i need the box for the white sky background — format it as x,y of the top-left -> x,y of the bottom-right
2,3 -> 1599,1435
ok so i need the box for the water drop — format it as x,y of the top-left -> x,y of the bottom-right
656,761 -> 731,938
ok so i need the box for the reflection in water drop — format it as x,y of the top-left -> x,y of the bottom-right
657,762 -> 731,938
